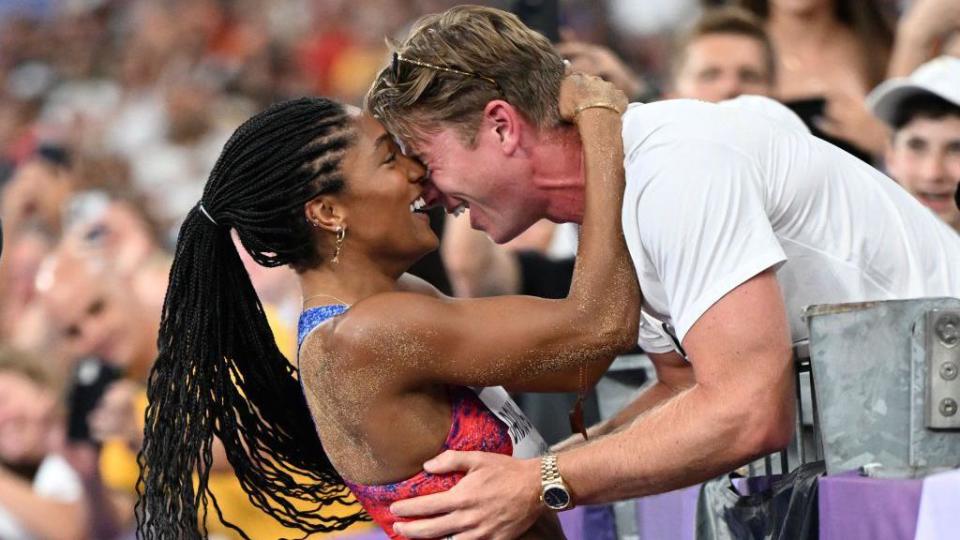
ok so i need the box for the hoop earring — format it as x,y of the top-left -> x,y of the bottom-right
332,226 -> 346,263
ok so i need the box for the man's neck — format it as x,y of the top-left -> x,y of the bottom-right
529,124 -> 587,224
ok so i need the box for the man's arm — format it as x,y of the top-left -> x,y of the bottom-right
557,270 -> 794,501
551,350 -> 691,450
391,269 -> 795,539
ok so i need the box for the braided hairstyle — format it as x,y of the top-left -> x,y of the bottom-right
136,98 -> 367,538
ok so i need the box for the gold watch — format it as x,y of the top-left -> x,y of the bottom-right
539,454 -> 573,511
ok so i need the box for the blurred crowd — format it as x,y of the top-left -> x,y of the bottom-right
0,0 -> 958,538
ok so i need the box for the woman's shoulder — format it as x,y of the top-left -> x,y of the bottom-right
301,291 -> 446,364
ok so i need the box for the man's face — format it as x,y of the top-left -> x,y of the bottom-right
0,373 -> 56,464
673,33 -> 773,103
412,125 -> 545,243
886,115 -> 960,229
41,263 -> 148,370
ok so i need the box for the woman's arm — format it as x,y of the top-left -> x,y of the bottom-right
506,354 -> 616,393
331,75 -> 640,389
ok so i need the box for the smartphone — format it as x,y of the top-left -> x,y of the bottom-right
782,97 -> 826,128
784,97 -> 873,164
66,357 -> 123,442
511,0 -> 560,43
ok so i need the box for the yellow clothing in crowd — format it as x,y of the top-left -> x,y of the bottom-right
100,309 -> 370,538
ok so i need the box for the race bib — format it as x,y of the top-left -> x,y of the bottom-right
471,386 -> 549,459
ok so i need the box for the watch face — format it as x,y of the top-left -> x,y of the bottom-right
543,485 -> 571,510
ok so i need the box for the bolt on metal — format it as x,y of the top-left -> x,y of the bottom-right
940,398 -> 958,417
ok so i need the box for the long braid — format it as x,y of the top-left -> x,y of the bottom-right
136,98 -> 366,538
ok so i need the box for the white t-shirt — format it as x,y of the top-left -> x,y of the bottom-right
0,454 -> 83,540
620,96 -> 960,355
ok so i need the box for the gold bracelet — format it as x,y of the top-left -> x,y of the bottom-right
573,102 -> 624,119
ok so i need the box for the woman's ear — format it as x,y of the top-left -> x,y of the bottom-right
304,196 -> 345,234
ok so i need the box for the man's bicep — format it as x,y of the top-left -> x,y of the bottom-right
634,142 -> 786,344
681,269 -> 796,449
681,269 -> 792,390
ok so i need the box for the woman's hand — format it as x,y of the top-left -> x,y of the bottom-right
558,72 -> 628,123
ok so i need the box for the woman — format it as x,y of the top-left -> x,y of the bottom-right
739,0 -> 894,159
137,74 -> 638,539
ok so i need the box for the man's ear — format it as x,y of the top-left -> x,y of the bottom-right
483,99 -> 521,156
304,196 -> 345,234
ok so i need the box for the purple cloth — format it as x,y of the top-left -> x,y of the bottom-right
559,505 -> 585,540
819,471 -> 924,540
635,485 -> 701,540
339,506 -> 585,539
581,505 -> 617,540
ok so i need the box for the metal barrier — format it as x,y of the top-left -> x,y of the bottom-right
772,298 -> 960,478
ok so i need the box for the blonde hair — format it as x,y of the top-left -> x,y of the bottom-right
366,5 -> 565,148
0,347 -> 64,397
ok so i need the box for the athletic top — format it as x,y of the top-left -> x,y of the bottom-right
297,304 -> 548,539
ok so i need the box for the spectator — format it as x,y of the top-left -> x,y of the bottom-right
668,6 -> 776,101
0,347 -> 87,540
868,55 -> 960,232
739,0 -> 894,159
36,247 -> 160,381
889,0 -> 960,77
555,41 -> 649,101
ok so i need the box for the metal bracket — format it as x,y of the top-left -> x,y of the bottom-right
925,310 -> 960,430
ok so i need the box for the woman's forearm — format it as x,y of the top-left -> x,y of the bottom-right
567,109 -> 640,352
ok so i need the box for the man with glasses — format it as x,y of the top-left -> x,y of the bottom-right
366,6 -> 960,539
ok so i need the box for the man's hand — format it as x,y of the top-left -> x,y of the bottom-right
391,451 -> 544,540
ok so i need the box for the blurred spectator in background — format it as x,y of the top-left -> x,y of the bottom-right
37,247 -> 159,381
0,347 -> 86,540
556,40 -> 649,101
739,0 -> 894,160
889,0 -> 960,77
668,6 -> 775,101
868,55 -> 960,233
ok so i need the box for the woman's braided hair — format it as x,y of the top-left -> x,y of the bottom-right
136,97 -> 367,538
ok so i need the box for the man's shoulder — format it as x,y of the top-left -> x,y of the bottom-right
622,99 -> 711,131
622,96 -> 806,147
622,99 -> 739,155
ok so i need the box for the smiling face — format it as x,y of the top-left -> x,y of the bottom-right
318,113 -> 439,266
886,114 -> 960,229
0,372 -> 57,464
402,104 -> 549,244
38,252 -> 153,371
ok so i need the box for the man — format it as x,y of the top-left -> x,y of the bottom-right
867,55 -> 960,233
668,6 -> 776,101
37,249 -> 160,381
366,6 -> 960,539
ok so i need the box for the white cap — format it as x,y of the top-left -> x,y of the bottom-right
866,55 -> 960,127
